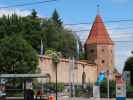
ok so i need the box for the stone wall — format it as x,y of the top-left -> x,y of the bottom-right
39,56 -> 97,84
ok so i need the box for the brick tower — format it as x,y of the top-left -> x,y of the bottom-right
84,14 -> 114,74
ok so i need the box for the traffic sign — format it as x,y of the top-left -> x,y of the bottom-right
116,78 -> 126,100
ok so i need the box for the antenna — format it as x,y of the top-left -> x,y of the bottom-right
97,4 -> 100,15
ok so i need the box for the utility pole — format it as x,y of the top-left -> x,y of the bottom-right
72,57 -> 75,97
51,52 -> 60,100
107,70 -> 110,100
55,64 -> 58,100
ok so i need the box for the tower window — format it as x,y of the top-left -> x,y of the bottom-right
101,60 -> 105,64
90,49 -> 94,53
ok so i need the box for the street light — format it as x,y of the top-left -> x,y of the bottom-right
106,70 -> 110,100
51,52 -> 60,100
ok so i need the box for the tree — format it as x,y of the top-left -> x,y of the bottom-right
100,79 -> 116,97
0,35 -> 38,74
51,9 -> 62,27
24,30 -> 47,54
0,10 -> 79,58
0,14 -> 23,39
124,56 -> 133,85
31,9 -> 38,19
41,19 -> 77,58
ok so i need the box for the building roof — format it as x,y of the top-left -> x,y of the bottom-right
85,14 -> 114,45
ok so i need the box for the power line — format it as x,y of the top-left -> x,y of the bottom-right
0,0 -> 57,9
64,19 -> 133,26
78,34 -> 133,43
80,38 -> 133,43
0,1 -> 133,26
68,26 -> 133,32
1,1 -> 133,27
81,38 -> 131,42
80,39 -> 133,43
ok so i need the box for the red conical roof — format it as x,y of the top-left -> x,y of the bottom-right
85,15 -> 114,45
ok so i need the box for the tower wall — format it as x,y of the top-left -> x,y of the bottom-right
85,44 -> 97,64
96,44 -> 114,72
85,44 -> 114,73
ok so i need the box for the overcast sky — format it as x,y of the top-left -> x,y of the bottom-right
0,0 -> 133,72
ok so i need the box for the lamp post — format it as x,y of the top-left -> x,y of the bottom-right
107,69 -> 110,100
51,52 -> 60,100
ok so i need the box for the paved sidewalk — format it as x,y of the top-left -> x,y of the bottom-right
3,96 -> 133,100
61,97 -> 133,100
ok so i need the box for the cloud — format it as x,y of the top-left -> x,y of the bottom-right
0,9 -> 31,17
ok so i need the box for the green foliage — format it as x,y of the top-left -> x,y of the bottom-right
41,19 -> 77,58
75,87 -> 82,97
124,56 -> 133,85
0,35 -> 38,74
45,49 -> 61,63
127,85 -> 133,92
0,14 -> 23,38
0,9 -> 82,76
126,85 -> 133,97
51,52 -> 61,65
74,85 -> 92,97
30,9 -> 38,19
45,48 -> 56,56
79,52 -> 86,60
56,83 -> 65,92
51,9 -> 62,27
0,9 -> 78,58
48,83 -> 65,92
100,79 -> 116,98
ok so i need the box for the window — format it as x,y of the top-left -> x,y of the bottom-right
90,49 -> 94,53
102,49 -> 104,52
102,60 -> 105,64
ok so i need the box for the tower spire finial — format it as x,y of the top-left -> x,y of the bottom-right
97,4 -> 100,15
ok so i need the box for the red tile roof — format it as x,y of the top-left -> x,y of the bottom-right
85,15 -> 114,45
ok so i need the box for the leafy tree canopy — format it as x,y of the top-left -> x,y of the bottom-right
0,9 -> 79,58
124,55 -> 133,85
30,9 -> 38,19
51,9 -> 62,27
0,35 -> 38,74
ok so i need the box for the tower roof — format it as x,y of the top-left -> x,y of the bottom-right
85,15 -> 114,45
